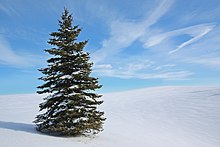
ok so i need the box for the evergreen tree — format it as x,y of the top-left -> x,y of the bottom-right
34,8 -> 105,136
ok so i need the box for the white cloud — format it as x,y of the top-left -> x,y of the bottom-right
0,36 -> 33,67
91,0 -> 174,64
141,0 -> 174,28
94,65 -> 193,80
91,20 -> 143,63
93,64 -> 113,69
127,60 -> 154,72
90,0 -> 199,80
94,59 -> 192,80
169,25 -> 215,54
154,64 -> 176,71
186,57 -> 220,68
172,26 -> 220,69
137,71 -> 193,80
0,3 -> 16,16
143,23 -> 216,54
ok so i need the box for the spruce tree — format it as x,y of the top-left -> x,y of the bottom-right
34,8 -> 105,136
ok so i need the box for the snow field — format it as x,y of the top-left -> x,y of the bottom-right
0,86 -> 220,147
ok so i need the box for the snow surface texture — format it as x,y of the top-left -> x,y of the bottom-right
0,86 -> 220,147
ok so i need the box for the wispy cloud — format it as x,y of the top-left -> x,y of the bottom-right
144,23 -> 216,54
91,0 -> 174,64
94,63 -> 193,80
0,36 -> 38,67
91,20 -> 143,63
154,64 -> 176,71
90,0 -> 202,80
0,3 -> 16,16
1,0 -> 216,82
173,25 -> 220,69
93,57 -> 193,80
90,0 -> 198,80
187,57 -> 220,68
142,0 -> 174,28
138,71 -> 193,80
89,0 -> 220,81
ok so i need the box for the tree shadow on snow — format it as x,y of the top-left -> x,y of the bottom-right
0,121 -> 39,135
0,121 -> 96,138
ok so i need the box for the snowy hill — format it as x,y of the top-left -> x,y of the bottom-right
0,86 -> 220,147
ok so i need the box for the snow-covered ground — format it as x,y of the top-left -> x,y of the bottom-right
0,86 -> 220,147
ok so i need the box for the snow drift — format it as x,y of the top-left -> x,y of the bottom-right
0,86 -> 220,147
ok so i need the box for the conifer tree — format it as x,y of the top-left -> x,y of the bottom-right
34,8 -> 105,136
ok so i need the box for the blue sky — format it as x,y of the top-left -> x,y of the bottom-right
0,0 -> 220,94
